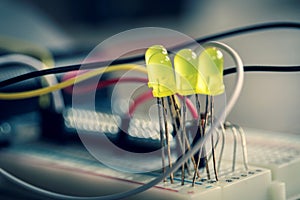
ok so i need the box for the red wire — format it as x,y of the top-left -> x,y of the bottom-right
128,91 -> 198,119
62,71 -> 198,118
64,77 -> 148,94
128,90 -> 153,116
61,70 -> 88,81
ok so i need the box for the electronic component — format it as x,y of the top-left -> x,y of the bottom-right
174,49 -> 199,95
198,47 -> 224,95
146,45 -> 176,97
145,45 -> 178,182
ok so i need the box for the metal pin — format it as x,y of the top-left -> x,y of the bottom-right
192,143 -> 203,186
210,96 -> 218,181
207,129 -> 220,162
192,94 -> 203,186
168,96 -> 200,178
235,124 -> 249,171
226,122 -> 238,172
192,96 -> 211,182
161,97 -> 174,183
181,96 -> 187,185
168,96 -> 184,152
157,98 -> 166,181
193,94 -> 218,184
203,95 -> 211,180
168,95 -> 182,151
217,123 -> 226,173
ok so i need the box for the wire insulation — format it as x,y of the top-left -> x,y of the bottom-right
64,77 -> 148,95
0,64 -> 147,100
0,21 -> 299,88
0,54 -> 64,111
0,36 -> 55,67
224,65 -> 300,75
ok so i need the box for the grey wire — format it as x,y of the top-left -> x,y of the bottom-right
0,54 -> 65,112
0,41 -> 244,200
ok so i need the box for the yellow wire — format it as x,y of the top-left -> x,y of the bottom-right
0,64 -> 147,100
0,36 -> 57,108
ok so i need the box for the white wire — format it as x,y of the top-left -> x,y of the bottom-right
0,54 -> 65,112
0,41 -> 244,200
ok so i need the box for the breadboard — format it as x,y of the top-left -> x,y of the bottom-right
218,127 -> 300,200
0,142 -> 284,200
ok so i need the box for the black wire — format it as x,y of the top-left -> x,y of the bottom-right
224,65 -> 300,76
0,21 -> 300,88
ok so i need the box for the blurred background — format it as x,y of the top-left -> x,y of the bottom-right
1,0 -> 300,132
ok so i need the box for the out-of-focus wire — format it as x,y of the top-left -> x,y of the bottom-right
61,64 -> 299,95
0,21 -> 299,88
128,90 -> 153,116
0,36 -> 55,68
0,64 -> 147,100
0,54 -> 64,112
64,77 -> 148,94
0,38 -> 57,109
1,64 -> 299,100
224,65 -> 300,75
63,72 -> 199,118
64,77 -> 148,95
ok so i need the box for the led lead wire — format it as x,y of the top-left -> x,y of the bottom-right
145,45 -> 176,183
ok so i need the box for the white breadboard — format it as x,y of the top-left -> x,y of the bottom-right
0,143 -> 285,200
217,127 -> 300,200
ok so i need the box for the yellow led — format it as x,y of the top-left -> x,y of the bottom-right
145,46 -> 176,97
198,47 -> 224,95
145,45 -> 167,65
174,49 -> 207,96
